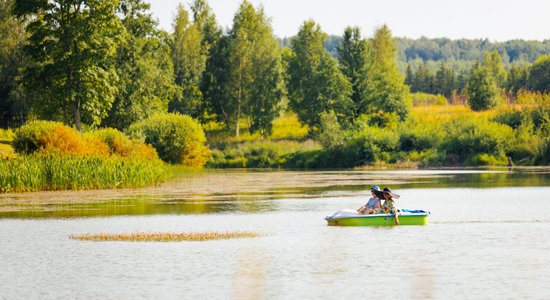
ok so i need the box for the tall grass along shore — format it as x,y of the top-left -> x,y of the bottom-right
0,155 -> 171,193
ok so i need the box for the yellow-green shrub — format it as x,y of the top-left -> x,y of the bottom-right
411,92 -> 448,106
128,113 -> 211,167
0,129 -> 14,141
12,121 -> 159,159
516,90 -> 550,106
441,117 -> 514,162
270,112 -> 309,140
12,121 -> 107,156
86,128 -> 158,159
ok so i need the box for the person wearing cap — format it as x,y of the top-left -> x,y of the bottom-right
357,185 -> 382,215
380,187 -> 400,225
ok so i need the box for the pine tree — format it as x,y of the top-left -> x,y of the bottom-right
405,65 -> 414,88
467,62 -> 500,111
435,61 -> 457,97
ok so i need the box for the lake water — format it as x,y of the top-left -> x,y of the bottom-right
1,169 -> 550,299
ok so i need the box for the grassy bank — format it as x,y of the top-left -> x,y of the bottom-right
0,123 -> 177,193
0,154 -> 171,193
206,103 -> 550,168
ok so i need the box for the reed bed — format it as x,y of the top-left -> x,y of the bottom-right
69,231 -> 264,242
0,154 -> 171,193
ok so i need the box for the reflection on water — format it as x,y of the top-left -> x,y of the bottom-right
1,168 -> 549,218
233,246 -> 267,300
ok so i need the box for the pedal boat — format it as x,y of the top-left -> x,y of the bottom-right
325,209 -> 430,226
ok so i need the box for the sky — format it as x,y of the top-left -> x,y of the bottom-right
148,0 -> 550,41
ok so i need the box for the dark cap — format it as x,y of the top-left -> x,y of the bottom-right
383,187 -> 392,194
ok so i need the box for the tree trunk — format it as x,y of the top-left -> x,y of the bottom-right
235,105 -> 240,138
72,101 -> 82,132
236,79 -> 242,138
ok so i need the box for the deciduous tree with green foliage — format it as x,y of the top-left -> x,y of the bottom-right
506,65 -> 529,93
527,55 -> 550,93
245,8 -> 285,137
104,0 -> 178,130
191,0 -> 222,121
365,25 -> 410,120
14,0 -> 124,131
170,4 -> 206,118
0,0 -> 27,127
203,1 -> 284,137
483,50 -> 507,88
286,20 -> 352,131
191,0 -> 220,51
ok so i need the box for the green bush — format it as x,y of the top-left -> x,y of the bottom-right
441,117 -> 514,162
283,149 -> 325,168
531,108 -> 550,133
317,111 -> 344,151
317,125 -> 400,168
494,108 -> 549,131
208,140 -> 319,168
354,112 -> 399,129
466,153 -> 508,166
407,149 -> 446,166
128,113 -> 211,167
493,110 -> 523,129
398,122 -> 440,152
535,138 -> 550,165
12,121 -> 60,154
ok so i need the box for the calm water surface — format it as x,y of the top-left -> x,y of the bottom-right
1,169 -> 550,299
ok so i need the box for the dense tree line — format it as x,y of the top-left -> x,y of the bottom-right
405,49 -> 550,106
1,0 -> 549,133
397,37 -> 550,64
314,36 -> 550,70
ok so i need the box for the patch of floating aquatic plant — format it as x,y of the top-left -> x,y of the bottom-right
69,231 -> 265,242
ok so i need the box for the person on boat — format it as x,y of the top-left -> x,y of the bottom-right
357,185 -> 382,215
380,187 -> 400,225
